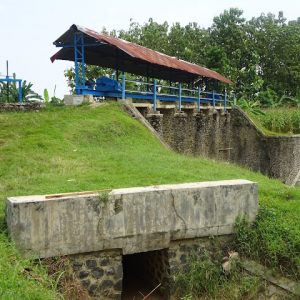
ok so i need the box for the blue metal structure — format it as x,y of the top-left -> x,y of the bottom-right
75,76 -> 227,112
53,26 -> 229,111
0,76 -> 23,103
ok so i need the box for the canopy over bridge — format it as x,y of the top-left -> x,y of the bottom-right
51,24 -> 232,111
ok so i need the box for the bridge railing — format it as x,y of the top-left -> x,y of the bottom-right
120,76 -> 229,112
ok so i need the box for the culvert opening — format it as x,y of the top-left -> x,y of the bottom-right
122,249 -> 169,300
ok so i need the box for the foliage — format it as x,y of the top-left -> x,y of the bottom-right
43,89 -> 49,103
175,250 -> 222,297
64,10 -> 300,100
0,74 -> 42,103
235,209 -> 300,279
251,108 -> 300,134
0,233 -> 59,299
174,250 -> 263,299
237,98 -> 265,116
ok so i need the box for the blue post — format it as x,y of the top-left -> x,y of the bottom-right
197,86 -> 201,112
18,80 -> 22,103
212,90 -> 215,108
81,34 -> 85,86
153,79 -> 157,112
179,83 -> 182,111
224,89 -> 227,112
122,72 -> 125,100
74,34 -> 79,94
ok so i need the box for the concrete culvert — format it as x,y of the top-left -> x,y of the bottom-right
122,249 -> 170,300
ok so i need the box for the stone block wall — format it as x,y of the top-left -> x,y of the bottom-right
144,106 -> 300,185
68,236 -> 232,299
70,249 -> 123,299
0,102 -> 44,112
146,113 -> 164,136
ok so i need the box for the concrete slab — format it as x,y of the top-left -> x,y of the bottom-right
6,180 -> 258,258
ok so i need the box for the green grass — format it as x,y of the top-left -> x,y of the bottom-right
174,250 -> 264,299
250,108 -> 300,135
0,102 -> 299,298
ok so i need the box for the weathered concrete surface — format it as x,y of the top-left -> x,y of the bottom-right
144,106 -> 300,185
6,180 -> 257,258
64,94 -> 94,106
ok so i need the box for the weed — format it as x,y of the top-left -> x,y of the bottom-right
98,191 -> 109,204
174,249 -> 263,299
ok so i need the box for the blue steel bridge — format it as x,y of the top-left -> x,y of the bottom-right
51,24 -> 232,111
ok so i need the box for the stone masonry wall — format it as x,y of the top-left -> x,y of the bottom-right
70,249 -> 123,299
145,107 -> 300,185
0,102 -> 44,112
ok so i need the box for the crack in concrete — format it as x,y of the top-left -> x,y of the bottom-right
170,190 -> 187,231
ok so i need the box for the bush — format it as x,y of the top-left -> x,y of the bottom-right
234,209 -> 300,279
175,251 -> 222,297
174,249 -> 263,299
254,108 -> 300,134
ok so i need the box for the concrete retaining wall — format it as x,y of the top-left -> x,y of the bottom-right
6,180 -> 257,259
144,106 -> 300,185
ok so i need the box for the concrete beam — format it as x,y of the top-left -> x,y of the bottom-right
6,180 -> 258,258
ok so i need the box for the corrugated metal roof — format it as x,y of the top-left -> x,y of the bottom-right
51,24 -> 232,84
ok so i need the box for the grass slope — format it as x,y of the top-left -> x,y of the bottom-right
0,102 -> 299,298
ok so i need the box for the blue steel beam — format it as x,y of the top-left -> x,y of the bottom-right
74,32 -> 85,95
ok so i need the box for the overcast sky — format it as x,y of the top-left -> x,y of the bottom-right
1,0 -> 299,98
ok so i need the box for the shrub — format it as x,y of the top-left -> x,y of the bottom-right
254,108 -> 300,134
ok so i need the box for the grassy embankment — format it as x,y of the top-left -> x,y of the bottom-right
0,102 -> 299,298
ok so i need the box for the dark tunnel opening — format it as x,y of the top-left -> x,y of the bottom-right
121,249 -> 169,300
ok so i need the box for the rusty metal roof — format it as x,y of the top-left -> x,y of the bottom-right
51,24 -> 232,84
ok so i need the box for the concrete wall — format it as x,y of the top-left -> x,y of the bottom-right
144,106 -> 300,185
6,180 -> 257,259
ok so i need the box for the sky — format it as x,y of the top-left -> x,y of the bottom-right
0,0 -> 299,98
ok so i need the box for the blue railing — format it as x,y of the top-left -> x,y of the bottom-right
0,75 -> 23,103
77,74 -> 229,112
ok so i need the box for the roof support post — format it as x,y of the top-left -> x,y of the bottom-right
74,33 -> 79,94
197,86 -> 201,112
122,72 -> 126,100
153,79 -> 157,112
179,83 -> 182,111
73,32 -> 85,95
81,34 -> 85,86
212,90 -> 215,108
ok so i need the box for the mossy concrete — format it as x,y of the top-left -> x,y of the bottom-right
6,180 -> 257,258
